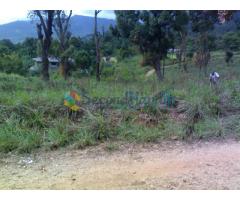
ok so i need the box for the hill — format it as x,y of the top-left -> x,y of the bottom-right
0,15 -> 115,43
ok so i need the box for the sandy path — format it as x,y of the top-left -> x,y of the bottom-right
1,139 -> 240,189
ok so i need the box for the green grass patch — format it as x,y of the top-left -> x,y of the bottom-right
1,51 -> 240,153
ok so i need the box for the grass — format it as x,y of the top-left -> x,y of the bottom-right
1,51 -> 240,153
104,143 -> 120,152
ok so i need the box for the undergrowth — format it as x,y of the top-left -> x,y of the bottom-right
1,51 -> 240,153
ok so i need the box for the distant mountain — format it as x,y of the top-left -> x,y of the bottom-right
0,12 -> 239,43
0,15 -> 116,43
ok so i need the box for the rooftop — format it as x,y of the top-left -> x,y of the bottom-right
33,57 -> 59,63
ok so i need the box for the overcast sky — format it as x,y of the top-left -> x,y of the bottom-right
0,10 -> 115,25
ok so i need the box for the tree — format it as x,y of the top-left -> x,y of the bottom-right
53,10 -> 73,79
19,37 -> 38,58
222,31 -> 240,51
94,10 -> 101,81
114,11 -> 139,60
173,11 -> 189,72
74,50 -> 92,71
69,36 -> 83,49
0,39 -> 15,51
225,50 -> 234,66
116,11 -> 178,81
190,11 -> 218,75
32,10 -> 55,80
114,11 -> 140,38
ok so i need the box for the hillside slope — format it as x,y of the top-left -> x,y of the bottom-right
0,15 -> 115,43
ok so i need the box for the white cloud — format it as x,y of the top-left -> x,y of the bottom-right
73,10 -> 115,19
0,9 -> 28,25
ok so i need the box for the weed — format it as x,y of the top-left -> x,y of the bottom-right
104,143 -> 120,152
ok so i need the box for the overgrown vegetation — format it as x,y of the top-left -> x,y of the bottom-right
0,50 -> 240,153
1,11 -> 240,153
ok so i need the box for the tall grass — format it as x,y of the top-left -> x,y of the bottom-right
1,51 -> 240,153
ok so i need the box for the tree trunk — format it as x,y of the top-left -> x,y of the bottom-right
95,10 -> 101,82
42,50 -> 49,80
42,39 -> 50,81
54,10 -> 72,80
183,61 -> 188,72
162,59 -> 165,78
177,49 -> 182,70
203,65 -> 208,76
35,11 -> 54,81
183,56 -> 188,72
154,60 -> 163,81
60,57 -> 69,80
179,32 -> 188,72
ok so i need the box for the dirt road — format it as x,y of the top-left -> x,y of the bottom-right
1,139 -> 240,189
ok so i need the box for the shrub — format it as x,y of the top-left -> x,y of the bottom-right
194,118 -> 224,138
0,120 -> 41,153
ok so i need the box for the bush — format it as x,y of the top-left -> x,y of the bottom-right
82,112 -> 120,141
0,53 -> 27,75
0,120 -> 41,153
119,123 -> 165,142
113,56 -> 145,82
222,31 -> 240,51
194,118 -> 223,138
73,50 -> 92,71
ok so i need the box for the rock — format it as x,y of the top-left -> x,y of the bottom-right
171,136 -> 178,140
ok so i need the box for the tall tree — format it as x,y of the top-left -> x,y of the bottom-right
53,10 -> 72,79
20,38 -> 38,58
94,10 -> 101,81
114,11 -> 139,59
190,11 -> 218,75
116,11 -> 178,81
33,10 -> 55,80
114,11 -> 140,38
173,11 -> 189,72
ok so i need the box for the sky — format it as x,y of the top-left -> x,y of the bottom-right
0,10 -> 115,25
0,0 -> 238,25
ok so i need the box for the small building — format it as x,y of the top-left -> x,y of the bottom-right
29,56 -> 75,75
32,56 -> 60,69
29,56 -> 60,75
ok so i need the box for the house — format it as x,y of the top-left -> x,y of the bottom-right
29,57 -> 74,75
29,56 -> 59,75
32,56 -> 60,69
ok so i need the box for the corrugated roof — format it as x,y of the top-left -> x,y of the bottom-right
33,56 -> 60,63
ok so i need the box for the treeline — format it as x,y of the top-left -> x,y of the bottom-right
0,10 -> 239,80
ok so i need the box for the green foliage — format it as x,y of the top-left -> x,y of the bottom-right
116,44 -> 135,60
222,31 -> 240,50
119,123 -> 165,142
1,50 -> 240,153
190,11 -> 218,33
194,118 -> 224,138
162,120 -> 185,139
18,37 -> 38,58
0,38 -> 38,76
130,11 -> 176,63
74,49 -> 92,70
222,115 -> 240,137
102,56 -> 145,82
0,39 -> 15,51
0,119 -> 41,153
81,112 -> 120,141
0,53 -> 27,75
185,85 -> 221,119
114,11 -> 140,38
104,142 -> 119,152
114,11 -> 192,80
